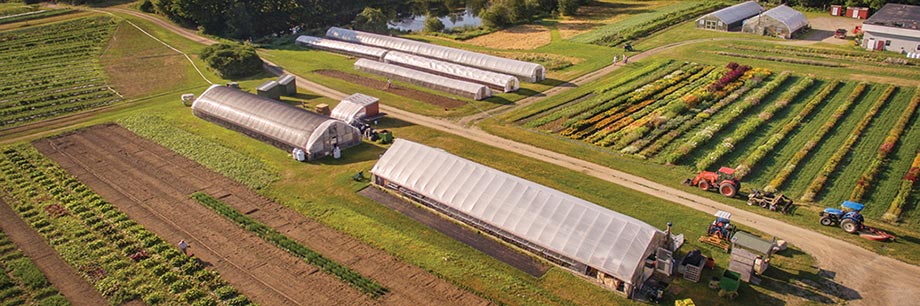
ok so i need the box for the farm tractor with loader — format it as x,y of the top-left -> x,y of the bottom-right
684,167 -> 740,198
699,210 -> 736,252
819,201 -> 895,241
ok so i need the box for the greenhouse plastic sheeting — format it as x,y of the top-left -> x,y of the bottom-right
327,27 -> 545,82
745,5 -> 808,33
331,93 -> 377,124
191,85 -> 360,158
385,51 -> 519,92
354,59 -> 491,100
700,1 -> 763,25
295,35 -> 389,61
372,139 -> 664,285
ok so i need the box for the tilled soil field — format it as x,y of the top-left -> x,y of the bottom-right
315,70 -> 466,109
35,124 -> 490,306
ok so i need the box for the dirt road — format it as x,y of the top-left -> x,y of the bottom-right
92,10 -> 920,305
0,200 -> 108,306
36,124 -> 490,306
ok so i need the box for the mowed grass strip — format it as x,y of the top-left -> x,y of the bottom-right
190,192 -> 388,298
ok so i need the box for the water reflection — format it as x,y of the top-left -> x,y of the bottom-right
388,9 -> 482,32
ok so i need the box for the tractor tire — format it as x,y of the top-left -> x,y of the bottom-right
841,219 -> 858,234
819,216 -> 834,226
719,183 -> 738,198
699,180 -> 710,191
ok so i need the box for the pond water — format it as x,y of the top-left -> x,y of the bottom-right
387,9 -> 481,32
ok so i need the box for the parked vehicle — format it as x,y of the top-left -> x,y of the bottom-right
684,167 -> 741,197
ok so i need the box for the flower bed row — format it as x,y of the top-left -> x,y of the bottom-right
850,88 -> 920,202
695,76 -> 814,171
0,145 -> 252,305
663,71 -> 790,164
562,66 -> 702,138
589,65 -> 718,146
0,231 -> 69,305
190,192 -> 388,299
609,64 -> 752,150
767,83 -> 868,191
800,85 -> 896,202
735,80 -> 842,179
714,51 -> 845,68
630,72 -> 766,157
525,62 -> 685,129
883,152 -> 920,222
723,44 -> 920,67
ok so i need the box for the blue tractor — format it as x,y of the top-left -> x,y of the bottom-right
819,201 -> 864,234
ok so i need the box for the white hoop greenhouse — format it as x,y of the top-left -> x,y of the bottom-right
384,51 -> 519,92
327,27 -> 545,82
191,85 -> 360,160
372,139 -> 668,297
295,35 -> 390,61
354,59 -> 492,100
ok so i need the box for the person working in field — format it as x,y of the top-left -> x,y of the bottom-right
178,239 -> 189,255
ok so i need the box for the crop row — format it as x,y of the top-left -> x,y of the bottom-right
599,66 -> 726,148
632,71 -> 765,158
766,83 -> 868,191
800,85 -> 896,202
190,192 -> 388,298
523,61 -> 681,127
883,152 -> 920,222
563,65 -> 703,138
722,44 -> 920,67
0,145 -> 252,305
663,71 -> 790,164
0,231 -> 69,305
0,16 -> 120,128
735,80 -> 841,179
714,51 -> 844,67
575,1 -> 724,46
117,115 -> 279,190
696,77 -> 814,171
850,88 -> 920,202
0,9 -> 73,25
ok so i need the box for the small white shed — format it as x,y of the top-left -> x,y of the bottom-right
331,93 -> 379,124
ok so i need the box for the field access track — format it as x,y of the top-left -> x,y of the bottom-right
34,124 -> 489,306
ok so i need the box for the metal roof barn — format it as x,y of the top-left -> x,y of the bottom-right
384,51 -> 519,92
326,27 -> 545,82
295,35 -> 390,61
191,85 -> 360,160
371,139 -> 665,295
331,93 -> 379,124
743,5 -> 809,39
696,1 -> 763,31
354,59 -> 492,100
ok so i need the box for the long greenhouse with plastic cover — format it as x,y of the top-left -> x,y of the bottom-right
295,35 -> 390,61
354,59 -> 492,100
326,27 -> 546,82
191,85 -> 360,160
371,139 -> 682,298
384,51 -> 520,93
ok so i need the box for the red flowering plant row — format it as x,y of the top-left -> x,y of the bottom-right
883,152 -> 920,222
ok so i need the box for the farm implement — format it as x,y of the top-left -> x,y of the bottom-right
699,211 -> 736,252
684,167 -> 740,198
819,201 -> 895,242
747,189 -> 794,214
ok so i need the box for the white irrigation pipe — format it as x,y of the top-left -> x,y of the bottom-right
93,9 -> 213,85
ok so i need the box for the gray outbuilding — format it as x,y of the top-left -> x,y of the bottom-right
191,85 -> 360,160
742,5 -> 809,39
696,1 -> 763,31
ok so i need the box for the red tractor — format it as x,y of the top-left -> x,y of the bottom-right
684,167 -> 740,198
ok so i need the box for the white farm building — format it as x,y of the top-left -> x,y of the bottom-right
371,139 -> 681,298
191,85 -> 360,160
